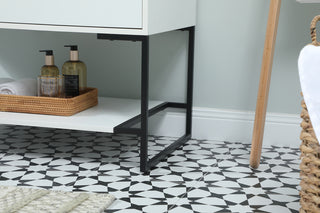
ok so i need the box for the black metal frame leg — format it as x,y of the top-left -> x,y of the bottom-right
186,26 -> 195,136
140,35 -> 149,172
97,26 -> 195,173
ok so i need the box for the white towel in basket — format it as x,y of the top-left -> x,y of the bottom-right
298,44 -> 320,144
0,78 -> 14,85
0,78 -> 37,96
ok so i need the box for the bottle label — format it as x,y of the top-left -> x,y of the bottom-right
40,78 -> 58,97
64,75 -> 79,97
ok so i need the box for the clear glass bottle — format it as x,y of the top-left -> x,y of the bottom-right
39,50 -> 60,97
39,50 -> 59,77
62,45 -> 87,98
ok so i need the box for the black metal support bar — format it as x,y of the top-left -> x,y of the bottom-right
146,134 -> 191,171
113,116 -> 141,135
97,26 -> 195,173
140,36 -> 149,172
167,102 -> 187,109
97,33 -> 146,42
143,26 -> 195,172
113,102 -> 187,134
114,102 -> 168,134
186,26 -> 195,135
113,127 -> 141,135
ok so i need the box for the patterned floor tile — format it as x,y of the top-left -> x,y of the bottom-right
0,124 -> 301,212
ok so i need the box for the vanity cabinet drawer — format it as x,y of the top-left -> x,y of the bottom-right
0,0 -> 143,29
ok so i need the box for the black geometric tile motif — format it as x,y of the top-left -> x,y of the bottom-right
0,124 -> 300,212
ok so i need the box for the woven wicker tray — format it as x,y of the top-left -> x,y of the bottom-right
0,87 -> 98,116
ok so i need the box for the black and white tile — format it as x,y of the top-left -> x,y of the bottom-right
0,125 -> 301,212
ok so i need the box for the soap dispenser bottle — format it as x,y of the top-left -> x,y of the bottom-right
62,45 -> 87,97
39,50 -> 60,97
39,50 -> 59,77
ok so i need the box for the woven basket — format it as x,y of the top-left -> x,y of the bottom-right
299,15 -> 320,213
300,99 -> 320,213
0,87 -> 98,116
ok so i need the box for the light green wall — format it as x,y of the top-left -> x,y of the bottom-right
195,0 -> 320,114
0,0 -> 319,114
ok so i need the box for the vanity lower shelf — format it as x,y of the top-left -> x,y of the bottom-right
0,97 -> 163,133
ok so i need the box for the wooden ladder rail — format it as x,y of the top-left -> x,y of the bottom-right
250,0 -> 281,168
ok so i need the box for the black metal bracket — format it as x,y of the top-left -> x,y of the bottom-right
97,26 -> 195,173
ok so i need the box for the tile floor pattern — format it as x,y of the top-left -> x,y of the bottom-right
0,125 -> 301,213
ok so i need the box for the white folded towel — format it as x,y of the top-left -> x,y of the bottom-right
0,78 -> 14,85
298,44 -> 320,143
0,78 -> 37,96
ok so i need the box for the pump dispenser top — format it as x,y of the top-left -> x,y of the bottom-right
39,50 -> 55,66
64,45 -> 79,61
39,50 -> 59,77
39,50 -> 53,54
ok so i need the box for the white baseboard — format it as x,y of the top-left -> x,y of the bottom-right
148,107 -> 301,148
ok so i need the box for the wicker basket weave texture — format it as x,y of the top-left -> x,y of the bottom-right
0,87 -> 98,116
300,99 -> 320,213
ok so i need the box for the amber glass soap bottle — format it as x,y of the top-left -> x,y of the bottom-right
62,45 -> 87,97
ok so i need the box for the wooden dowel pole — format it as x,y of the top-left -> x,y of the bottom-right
250,0 -> 281,168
